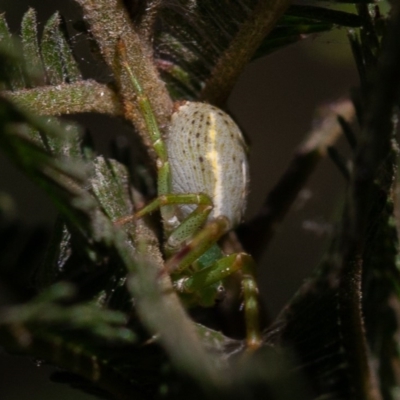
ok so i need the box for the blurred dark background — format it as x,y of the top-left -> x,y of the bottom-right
0,1 -> 357,399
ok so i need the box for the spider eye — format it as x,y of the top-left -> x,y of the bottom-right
216,284 -> 226,301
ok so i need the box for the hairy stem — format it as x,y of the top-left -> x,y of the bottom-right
74,0 -> 172,162
201,0 -> 291,106
4,80 -> 122,116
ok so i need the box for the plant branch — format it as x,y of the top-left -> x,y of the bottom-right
74,0 -> 172,162
200,0 -> 291,106
4,80 -> 122,116
137,0 -> 163,43
127,220 -> 229,395
352,4 -> 400,239
333,5 -> 400,398
238,98 -> 355,261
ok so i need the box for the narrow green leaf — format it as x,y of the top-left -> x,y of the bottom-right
0,15 -> 25,90
33,11 -> 81,85
41,118 -> 83,159
1,282 -> 137,344
41,12 -> 81,85
348,30 -> 367,90
8,117 -> 82,161
0,13 -> 11,42
91,156 -> 134,222
41,13 -> 64,84
36,216 -> 70,288
287,5 -> 361,27
57,14 -> 82,83
21,8 -> 45,86
253,20 -> 333,60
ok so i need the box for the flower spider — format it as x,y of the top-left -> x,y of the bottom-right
119,59 -> 261,349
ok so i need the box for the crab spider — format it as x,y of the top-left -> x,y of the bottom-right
118,55 -> 261,349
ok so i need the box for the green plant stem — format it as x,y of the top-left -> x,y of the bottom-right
126,220 -> 230,395
200,0 -> 291,106
4,80 -> 122,116
74,0 -> 172,162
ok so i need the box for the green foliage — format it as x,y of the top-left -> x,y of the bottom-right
0,1 -> 399,400
154,1 -> 362,99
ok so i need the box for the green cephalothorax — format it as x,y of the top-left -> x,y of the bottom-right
119,51 -> 261,349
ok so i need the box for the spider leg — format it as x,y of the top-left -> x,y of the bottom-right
175,248 -> 261,349
167,219 -> 261,349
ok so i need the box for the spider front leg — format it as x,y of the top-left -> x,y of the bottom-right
116,191 -> 214,250
182,252 -> 261,349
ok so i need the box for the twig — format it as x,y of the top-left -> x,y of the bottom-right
74,0 -> 172,162
137,0 -> 163,43
336,5 -> 400,398
200,0 -> 291,106
4,80 -> 122,116
352,3 -> 400,239
126,220 -> 230,394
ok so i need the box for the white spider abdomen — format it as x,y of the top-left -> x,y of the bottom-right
166,101 -> 249,229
